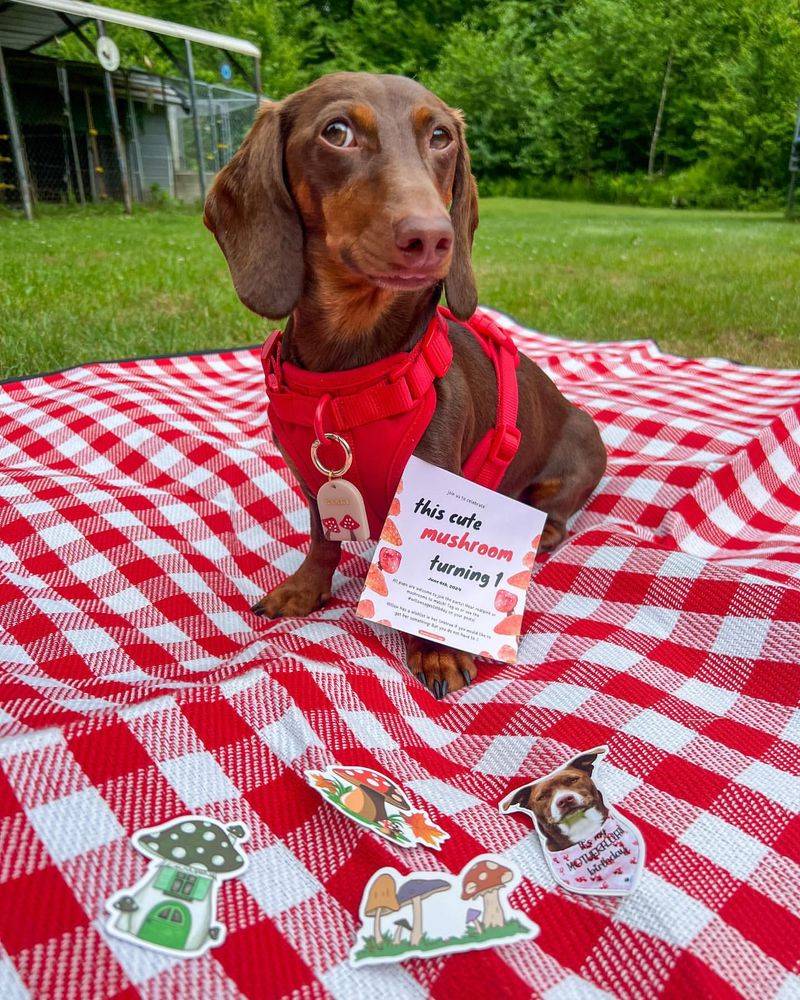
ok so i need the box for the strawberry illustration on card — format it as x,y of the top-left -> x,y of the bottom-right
494,589 -> 518,615
379,547 -> 402,573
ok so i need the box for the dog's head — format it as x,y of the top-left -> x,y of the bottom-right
203,72 -> 478,324
500,748 -> 609,852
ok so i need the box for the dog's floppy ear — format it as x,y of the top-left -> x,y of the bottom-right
500,783 -> 534,813
204,100 -> 303,319
444,111 -> 478,320
569,746 -> 608,778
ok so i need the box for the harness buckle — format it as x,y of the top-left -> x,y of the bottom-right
388,358 -> 413,384
262,330 -> 283,391
473,314 -> 518,357
488,425 -> 522,466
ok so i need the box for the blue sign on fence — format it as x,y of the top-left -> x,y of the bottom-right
219,62 -> 232,82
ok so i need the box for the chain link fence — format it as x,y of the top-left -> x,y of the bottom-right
0,52 -> 258,210
177,80 -> 257,176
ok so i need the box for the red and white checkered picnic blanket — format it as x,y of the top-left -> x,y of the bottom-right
1,310 -> 798,999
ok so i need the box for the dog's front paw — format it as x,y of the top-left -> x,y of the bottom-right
251,572 -> 331,619
539,518 -> 566,552
406,637 -> 477,699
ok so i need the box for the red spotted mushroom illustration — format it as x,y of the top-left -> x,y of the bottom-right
322,516 -> 340,540
396,876 -> 449,945
332,767 -> 411,823
364,873 -> 399,945
461,858 -> 513,929
340,513 -> 361,540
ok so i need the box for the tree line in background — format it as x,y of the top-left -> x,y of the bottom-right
68,0 -> 800,208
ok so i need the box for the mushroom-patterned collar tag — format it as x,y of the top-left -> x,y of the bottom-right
499,746 -> 645,897
350,854 -> 537,965
104,815 -> 250,958
305,763 -> 448,850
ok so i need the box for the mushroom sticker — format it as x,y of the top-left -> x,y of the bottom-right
461,858 -> 514,928
364,873 -> 400,945
105,815 -> 250,957
305,763 -> 448,850
499,746 -> 645,896
350,854 -> 537,966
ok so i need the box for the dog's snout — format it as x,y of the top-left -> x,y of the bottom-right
394,215 -> 453,266
551,789 -> 584,821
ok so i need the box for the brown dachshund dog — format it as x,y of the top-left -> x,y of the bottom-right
204,72 -> 606,698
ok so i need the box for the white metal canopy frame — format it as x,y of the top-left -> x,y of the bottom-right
0,0 -> 262,219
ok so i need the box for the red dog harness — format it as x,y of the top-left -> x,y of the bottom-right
262,307 -> 521,538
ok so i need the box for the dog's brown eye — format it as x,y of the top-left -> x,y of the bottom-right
321,120 -> 356,148
430,126 -> 452,150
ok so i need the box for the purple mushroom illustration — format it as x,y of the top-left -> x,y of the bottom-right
393,917 -> 412,944
465,906 -> 483,933
396,876 -> 449,945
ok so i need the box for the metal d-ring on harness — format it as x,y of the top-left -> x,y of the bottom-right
310,394 -> 354,479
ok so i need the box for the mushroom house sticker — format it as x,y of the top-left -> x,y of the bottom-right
499,746 -> 645,897
105,816 -> 250,957
305,763 -> 448,850
350,854 -> 537,965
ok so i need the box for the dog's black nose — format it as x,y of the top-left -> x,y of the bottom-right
395,215 -> 453,266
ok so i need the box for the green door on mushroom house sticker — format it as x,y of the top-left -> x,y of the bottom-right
139,901 -> 192,950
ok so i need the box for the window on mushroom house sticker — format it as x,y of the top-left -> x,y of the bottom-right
170,872 -> 201,899
155,865 -> 211,900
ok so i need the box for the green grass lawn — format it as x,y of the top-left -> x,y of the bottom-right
2,198 -> 799,381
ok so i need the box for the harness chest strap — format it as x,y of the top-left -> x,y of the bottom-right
261,307 -> 522,537
263,311 -> 453,434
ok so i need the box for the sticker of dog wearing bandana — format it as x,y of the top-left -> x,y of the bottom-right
499,746 -> 644,896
